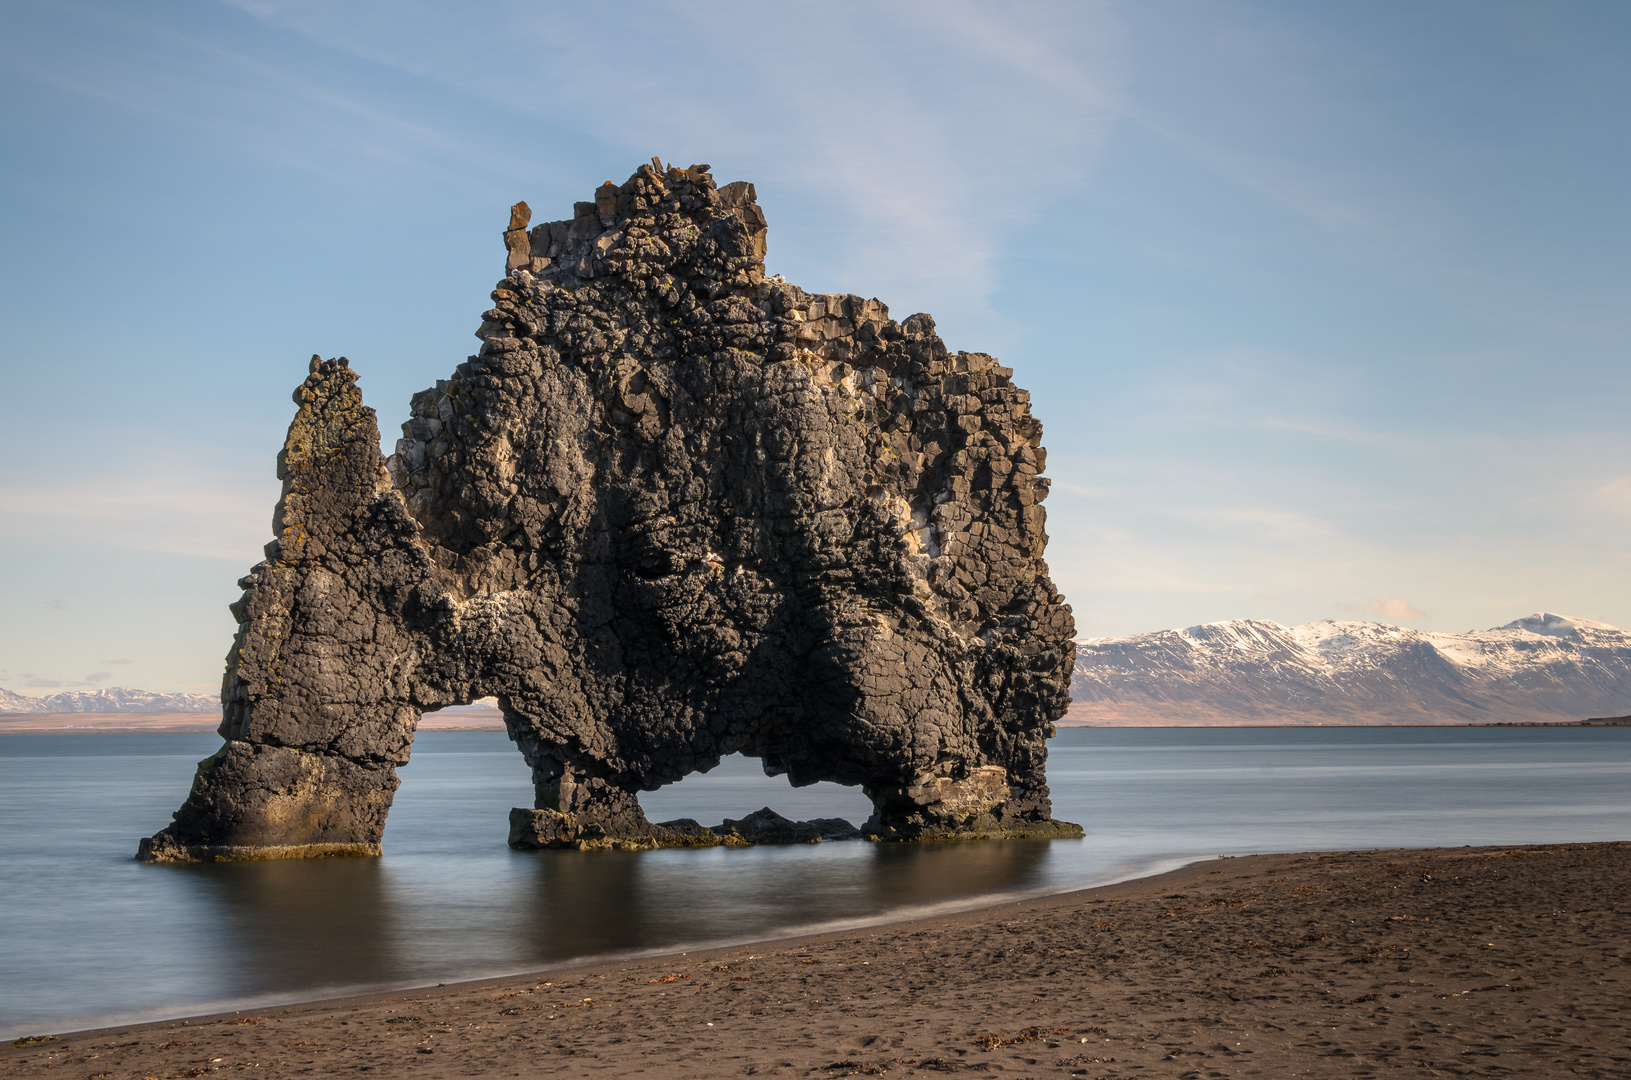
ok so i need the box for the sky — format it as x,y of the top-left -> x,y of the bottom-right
1,0 -> 1628,695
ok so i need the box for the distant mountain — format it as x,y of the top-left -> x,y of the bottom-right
1069,612 -> 1631,725
0,686 -> 38,711
0,687 -> 217,713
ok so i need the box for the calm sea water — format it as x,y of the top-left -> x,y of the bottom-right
2,726 -> 1627,1038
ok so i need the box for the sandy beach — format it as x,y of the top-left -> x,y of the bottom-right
3,841 -> 1625,1078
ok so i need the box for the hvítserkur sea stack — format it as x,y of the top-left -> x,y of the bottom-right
139,161 -> 1078,860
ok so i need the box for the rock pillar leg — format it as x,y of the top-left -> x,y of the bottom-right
863,766 -> 1083,841
137,356 -> 442,863
138,742 -> 399,862
508,760 -> 663,850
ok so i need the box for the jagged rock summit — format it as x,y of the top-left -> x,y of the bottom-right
139,161 -> 1078,861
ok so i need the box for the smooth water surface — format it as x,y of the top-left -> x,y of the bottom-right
2,726 -> 1627,1037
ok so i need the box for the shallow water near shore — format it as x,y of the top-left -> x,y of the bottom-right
2,725 -> 1628,1037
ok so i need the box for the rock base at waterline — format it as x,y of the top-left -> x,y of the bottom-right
507,803 -> 1080,851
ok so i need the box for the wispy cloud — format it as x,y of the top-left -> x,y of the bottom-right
1178,506 -> 1335,540
0,472 -> 272,561
212,0 -> 1127,338
1590,475 -> 1631,519
1342,596 -> 1428,621
1087,555 -> 1262,597
2,0 -> 494,192
1256,415 -> 1397,448
1130,110 -> 1369,235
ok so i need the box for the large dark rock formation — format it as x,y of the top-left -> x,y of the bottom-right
139,161 -> 1078,861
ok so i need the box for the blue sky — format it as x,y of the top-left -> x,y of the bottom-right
1,0 -> 1628,694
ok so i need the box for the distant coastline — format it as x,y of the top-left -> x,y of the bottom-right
1058,704 -> 1631,728
0,706 -> 508,734
4,708 -> 1626,734
9,609 -> 1631,736
1485,715 -> 1631,727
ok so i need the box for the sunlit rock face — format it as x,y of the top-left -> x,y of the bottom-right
138,162 -> 1078,861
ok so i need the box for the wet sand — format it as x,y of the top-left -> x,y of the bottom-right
4,842 -> 1626,1078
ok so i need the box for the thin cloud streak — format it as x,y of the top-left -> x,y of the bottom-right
0,476 -> 273,562
1128,109 -> 1369,235
212,0 -> 1126,339
2,0 -> 501,193
1342,597 -> 1429,621
1589,475 -> 1631,519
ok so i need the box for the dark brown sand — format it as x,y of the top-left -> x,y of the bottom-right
5,842 -> 1626,1078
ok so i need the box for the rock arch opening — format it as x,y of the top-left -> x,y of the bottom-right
633,753 -> 874,845
384,726 -> 534,855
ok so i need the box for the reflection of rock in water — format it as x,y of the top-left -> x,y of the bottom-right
175,860 -> 404,992
515,842 -> 1057,965
515,850 -> 660,961
138,161 -> 1079,863
862,839 -> 1055,910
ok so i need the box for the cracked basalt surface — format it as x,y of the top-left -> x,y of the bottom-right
138,161 -> 1078,862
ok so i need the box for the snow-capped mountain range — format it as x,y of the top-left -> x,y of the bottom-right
1069,613 -> 1631,725
0,686 -> 217,713
7,612 -> 1628,724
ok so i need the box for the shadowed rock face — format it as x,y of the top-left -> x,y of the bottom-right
139,162 -> 1078,862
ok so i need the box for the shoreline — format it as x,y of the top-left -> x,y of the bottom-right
6,841 -> 1627,1077
3,855 -> 1204,1040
